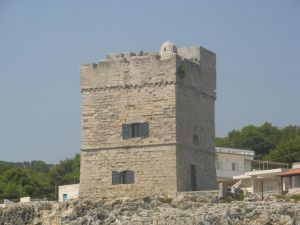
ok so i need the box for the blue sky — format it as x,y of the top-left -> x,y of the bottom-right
0,1 -> 299,163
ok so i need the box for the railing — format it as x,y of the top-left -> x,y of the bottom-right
232,180 -> 242,189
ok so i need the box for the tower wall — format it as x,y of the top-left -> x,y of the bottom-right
79,43 -> 217,198
80,146 -> 177,198
176,47 -> 217,191
79,54 -> 178,197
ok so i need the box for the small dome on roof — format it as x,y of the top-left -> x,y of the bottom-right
159,41 -> 178,57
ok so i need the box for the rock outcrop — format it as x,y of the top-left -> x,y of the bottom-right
1,194 -> 300,225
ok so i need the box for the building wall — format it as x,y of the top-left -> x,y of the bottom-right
254,177 -> 281,193
80,54 -> 178,197
80,55 -> 177,149
176,47 -> 217,190
80,146 -> 177,198
58,184 -> 79,202
293,176 -> 300,188
20,197 -> 31,203
216,153 -> 253,179
176,145 -> 216,191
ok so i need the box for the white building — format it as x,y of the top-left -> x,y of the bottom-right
0,199 -> 15,208
58,184 -> 79,202
215,147 -> 255,185
233,168 -> 285,194
279,162 -> 300,195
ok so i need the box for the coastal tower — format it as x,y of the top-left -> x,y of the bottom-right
79,42 -> 217,197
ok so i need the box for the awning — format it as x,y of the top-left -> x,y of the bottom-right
278,168 -> 300,177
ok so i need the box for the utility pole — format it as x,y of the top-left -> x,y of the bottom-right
19,178 -> 21,199
261,181 -> 264,201
73,176 -> 79,184
54,179 -> 57,201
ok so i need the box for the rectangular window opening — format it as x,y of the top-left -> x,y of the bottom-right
122,122 -> 149,139
112,170 -> 135,185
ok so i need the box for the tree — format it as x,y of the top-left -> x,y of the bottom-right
0,154 -> 80,200
215,122 -> 300,163
31,160 -> 50,173
50,153 -> 80,186
264,136 -> 300,164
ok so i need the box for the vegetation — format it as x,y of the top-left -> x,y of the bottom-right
215,122 -> 300,164
0,154 -> 80,201
221,193 -> 244,203
275,194 -> 300,202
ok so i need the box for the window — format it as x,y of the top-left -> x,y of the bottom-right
193,135 -> 199,145
122,122 -> 149,139
216,160 -> 223,170
63,193 -> 68,202
232,162 -> 239,171
112,170 -> 134,185
131,123 -> 140,138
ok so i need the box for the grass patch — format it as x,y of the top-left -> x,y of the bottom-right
221,193 -> 244,203
159,197 -> 173,204
289,194 -> 300,201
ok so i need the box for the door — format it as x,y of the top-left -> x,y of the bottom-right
190,164 -> 197,191
63,193 -> 68,202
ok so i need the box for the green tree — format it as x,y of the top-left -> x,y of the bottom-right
215,122 -> 300,162
264,136 -> 300,164
50,153 -> 80,186
0,154 -> 80,200
31,160 -> 50,173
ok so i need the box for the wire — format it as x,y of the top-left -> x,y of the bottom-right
268,151 -> 300,162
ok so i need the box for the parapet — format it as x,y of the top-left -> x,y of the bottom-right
80,41 -> 216,91
97,41 -> 215,64
177,46 -> 215,64
106,52 -> 136,59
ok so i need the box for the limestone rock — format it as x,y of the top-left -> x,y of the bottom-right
1,194 -> 300,225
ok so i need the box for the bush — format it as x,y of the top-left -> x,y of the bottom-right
159,197 -> 173,204
221,193 -> 244,203
289,194 -> 300,201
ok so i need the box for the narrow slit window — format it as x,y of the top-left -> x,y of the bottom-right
193,135 -> 199,145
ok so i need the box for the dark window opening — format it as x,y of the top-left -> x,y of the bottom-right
190,164 -> 197,191
164,47 -> 167,51
131,123 -> 140,138
122,122 -> 149,139
193,135 -> 199,145
112,170 -> 134,185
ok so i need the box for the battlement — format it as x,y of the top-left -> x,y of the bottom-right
80,41 -> 216,93
92,42 -> 215,64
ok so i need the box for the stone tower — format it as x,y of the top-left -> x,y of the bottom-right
79,42 -> 217,198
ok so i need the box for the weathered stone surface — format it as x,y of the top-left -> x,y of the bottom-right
79,42 -> 217,198
1,194 -> 300,225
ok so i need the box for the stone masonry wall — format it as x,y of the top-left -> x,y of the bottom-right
79,146 -> 177,198
80,55 -> 177,150
175,47 -> 217,191
80,54 -> 178,197
79,43 -> 217,198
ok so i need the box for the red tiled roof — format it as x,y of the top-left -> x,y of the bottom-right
278,168 -> 300,177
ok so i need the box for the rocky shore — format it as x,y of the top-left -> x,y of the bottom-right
0,194 -> 300,225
